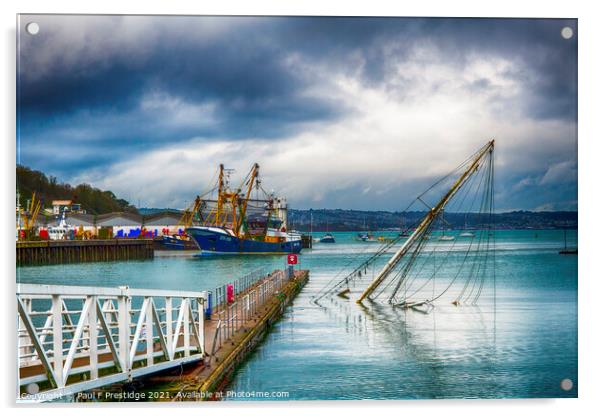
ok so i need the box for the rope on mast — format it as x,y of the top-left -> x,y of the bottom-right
314,140 -> 496,308
357,140 -> 495,304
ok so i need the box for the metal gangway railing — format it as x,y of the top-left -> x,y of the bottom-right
208,270 -> 287,356
17,283 -> 207,402
210,267 -> 268,312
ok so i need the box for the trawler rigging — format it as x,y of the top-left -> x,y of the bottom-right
313,140 -> 495,308
185,163 -> 302,255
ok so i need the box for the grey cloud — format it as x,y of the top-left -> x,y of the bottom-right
16,15 -> 577,210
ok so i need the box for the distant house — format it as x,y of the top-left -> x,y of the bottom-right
51,200 -> 86,215
70,203 -> 85,214
52,200 -> 72,215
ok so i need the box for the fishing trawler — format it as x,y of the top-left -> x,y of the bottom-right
186,163 -> 302,255
47,212 -> 76,240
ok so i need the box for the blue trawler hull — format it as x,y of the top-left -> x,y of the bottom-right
158,235 -> 187,250
186,226 -> 302,255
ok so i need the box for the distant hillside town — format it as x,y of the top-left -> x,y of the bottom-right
138,207 -> 577,231
285,209 -> 577,231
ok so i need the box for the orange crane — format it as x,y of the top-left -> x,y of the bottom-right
235,163 -> 259,236
178,195 -> 204,229
200,163 -> 262,236
20,192 -> 42,240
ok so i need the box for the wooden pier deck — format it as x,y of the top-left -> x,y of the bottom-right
16,239 -> 154,266
17,269 -> 308,402
90,269 -> 309,401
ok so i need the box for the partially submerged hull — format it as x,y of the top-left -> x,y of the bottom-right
157,235 -> 198,250
187,226 -> 302,255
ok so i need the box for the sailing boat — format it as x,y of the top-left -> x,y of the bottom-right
399,216 -> 411,237
438,211 -> 455,241
357,216 -> 378,242
320,219 -> 336,243
320,233 -> 336,243
459,214 -> 475,237
558,228 -> 577,254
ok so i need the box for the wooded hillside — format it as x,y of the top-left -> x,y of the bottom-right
16,165 -> 138,215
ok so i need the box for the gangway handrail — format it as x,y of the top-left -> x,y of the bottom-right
17,283 -> 207,299
17,283 -> 207,403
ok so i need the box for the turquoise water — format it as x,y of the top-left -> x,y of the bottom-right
16,230 -> 578,399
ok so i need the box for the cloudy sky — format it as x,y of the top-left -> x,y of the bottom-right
17,15 -> 577,211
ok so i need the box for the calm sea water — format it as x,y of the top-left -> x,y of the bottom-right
16,230 -> 578,400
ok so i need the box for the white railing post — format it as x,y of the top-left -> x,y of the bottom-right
51,294 -> 64,388
63,296 -> 93,382
117,288 -> 131,375
165,297 -> 173,359
183,299 -> 190,357
88,295 -> 98,379
17,284 -> 207,402
198,298 -> 205,355
130,298 -> 151,365
226,303 -> 230,339
146,298 -> 154,366
22,298 -> 33,358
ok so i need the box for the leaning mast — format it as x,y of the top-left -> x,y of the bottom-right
356,140 -> 495,304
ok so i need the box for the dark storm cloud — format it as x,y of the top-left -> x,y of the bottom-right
18,17 -> 339,121
16,15 -> 577,210
19,17 -> 576,119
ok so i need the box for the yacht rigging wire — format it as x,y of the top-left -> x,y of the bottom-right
313,140 -> 496,309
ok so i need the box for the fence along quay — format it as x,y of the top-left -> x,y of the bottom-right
17,267 -> 309,402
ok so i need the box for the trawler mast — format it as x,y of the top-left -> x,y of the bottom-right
356,140 -> 495,304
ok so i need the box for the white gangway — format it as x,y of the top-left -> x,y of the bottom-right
17,283 -> 207,402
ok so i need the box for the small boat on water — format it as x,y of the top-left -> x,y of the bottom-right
558,228 -> 577,255
320,233 -> 336,243
158,235 -> 198,250
459,215 -> 475,237
357,232 -> 378,242
438,211 -> 455,241
157,196 -> 203,250
398,217 -> 411,237
357,217 -> 379,242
